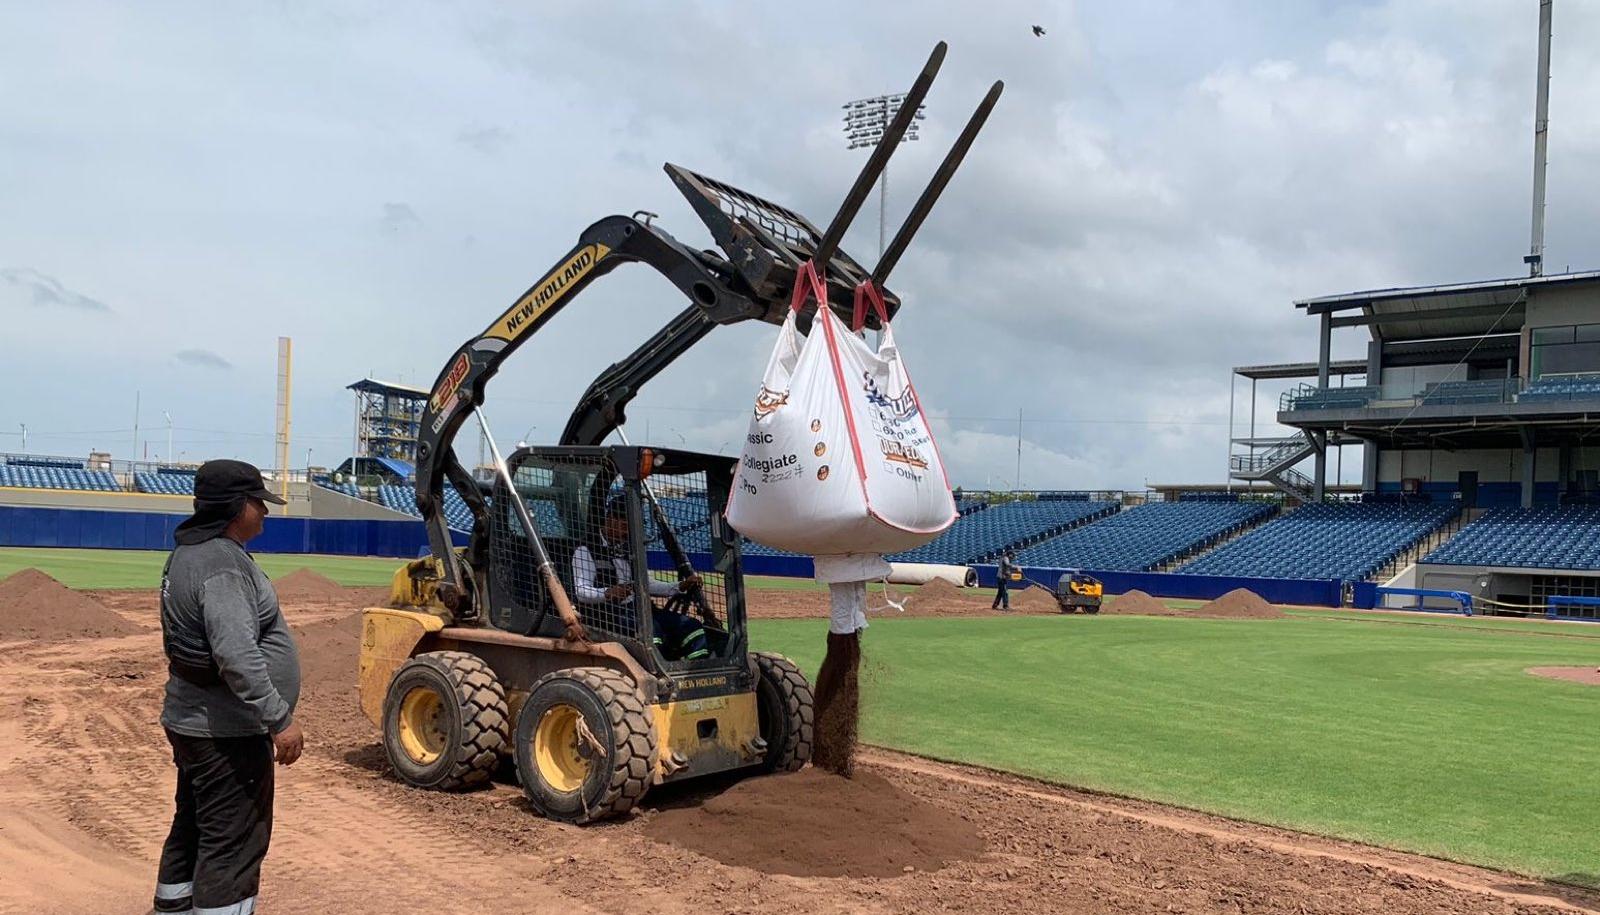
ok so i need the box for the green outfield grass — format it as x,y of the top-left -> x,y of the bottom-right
0,547 -> 405,588
750,612 -> 1600,884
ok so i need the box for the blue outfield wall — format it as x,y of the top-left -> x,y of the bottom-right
0,506 -> 467,557
978,564 -> 1344,607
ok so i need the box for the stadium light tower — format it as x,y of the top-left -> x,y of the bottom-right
842,91 -> 925,257
163,412 -> 173,464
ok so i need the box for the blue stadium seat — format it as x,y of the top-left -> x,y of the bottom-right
1018,501 -> 1276,572
0,461 -> 121,493
1519,374 -> 1600,403
1177,501 -> 1457,580
887,499 -> 1117,565
1425,505 -> 1600,571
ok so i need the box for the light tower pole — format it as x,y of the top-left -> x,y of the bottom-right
842,92 -> 925,258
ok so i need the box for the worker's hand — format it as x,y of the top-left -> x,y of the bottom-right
605,583 -> 634,601
272,721 -> 305,767
677,574 -> 703,592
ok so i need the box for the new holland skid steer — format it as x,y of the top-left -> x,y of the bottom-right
357,43 -> 1001,823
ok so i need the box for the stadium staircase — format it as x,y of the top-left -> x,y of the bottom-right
1371,508 -> 1475,582
1229,433 -> 1317,502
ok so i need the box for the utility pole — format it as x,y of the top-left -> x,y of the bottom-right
1527,0 -> 1554,276
1015,408 -> 1023,492
842,92 -> 925,259
163,411 -> 173,465
18,423 -> 25,453
132,391 -> 140,464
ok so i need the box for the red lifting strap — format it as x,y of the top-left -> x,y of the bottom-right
850,281 -> 890,332
788,260 -> 829,315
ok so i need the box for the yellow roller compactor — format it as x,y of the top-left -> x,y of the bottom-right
358,43 -> 1002,822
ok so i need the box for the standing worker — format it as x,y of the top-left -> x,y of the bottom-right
993,550 -> 1019,611
153,460 -> 304,915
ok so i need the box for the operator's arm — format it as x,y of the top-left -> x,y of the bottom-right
202,571 -> 293,734
571,546 -> 606,603
646,574 -> 678,598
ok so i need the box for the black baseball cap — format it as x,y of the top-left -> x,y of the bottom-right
195,459 -> 287,505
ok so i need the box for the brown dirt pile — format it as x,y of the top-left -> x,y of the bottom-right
290,612 -> 369,738
1009,583 -> 1060,612
1197,588 -> 1286,620
1527,665 -> 1600,686
811,630 -> 861,776
0,569 -> 143,641
644,768 -> 984,877
273,568 -> 355,603
1104,589 -> 1174,616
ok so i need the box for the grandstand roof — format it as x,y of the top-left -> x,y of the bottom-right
1295,269 -> 1600,342
1233,359 -> 1367,380
347,378 -> 430,399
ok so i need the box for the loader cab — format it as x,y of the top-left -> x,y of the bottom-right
478,444 -> 749,677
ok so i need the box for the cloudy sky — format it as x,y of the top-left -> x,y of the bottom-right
3,1 -> 1597,490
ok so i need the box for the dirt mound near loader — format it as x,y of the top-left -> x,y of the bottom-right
291,612 -> 369,738
1196,588 -> 1285,620
272,568 -> 352,603
644,768 -> 984,877
0,569 -> 143,641
1103,590 -> 1174,616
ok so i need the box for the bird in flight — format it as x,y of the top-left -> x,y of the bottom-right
1032,25 -> 1046,37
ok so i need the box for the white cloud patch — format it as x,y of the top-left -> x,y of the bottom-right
174,349 -> 233,370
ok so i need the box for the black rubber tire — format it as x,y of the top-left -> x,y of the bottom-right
382,651 -> 509,791
515,667 -> 656,824
751,652 -> 814,773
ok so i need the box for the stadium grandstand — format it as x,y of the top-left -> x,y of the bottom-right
1228,268 -> 1600,609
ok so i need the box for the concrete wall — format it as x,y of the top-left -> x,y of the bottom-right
307,484 -> 415,521
0,487 -> 192,514
1376,447 -> 1590,485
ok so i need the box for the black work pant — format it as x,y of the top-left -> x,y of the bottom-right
155,730 -> 274,914
993,579 -> 1010,609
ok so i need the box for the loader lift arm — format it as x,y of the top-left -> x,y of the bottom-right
413,43 -> 1002,626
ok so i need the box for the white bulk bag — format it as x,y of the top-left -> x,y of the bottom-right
726,266 -> 956,556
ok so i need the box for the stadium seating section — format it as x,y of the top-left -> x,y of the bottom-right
1018,501 -> 1276,572
1519,374 -> 1600,403
1425,505 -> 1600,570
377,483 -> 477,532
313,478 -> 361,498
888,499 -> 1117,565
1178,501 -> 1457,580
134,471 -> 197,495
0,461 -> 120,492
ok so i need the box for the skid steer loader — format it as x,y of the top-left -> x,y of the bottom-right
357,43 -> 1002,822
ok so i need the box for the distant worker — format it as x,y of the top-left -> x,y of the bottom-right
573,495 -> 711,660
994,550 -> 1019,610
154,460 -> 304,915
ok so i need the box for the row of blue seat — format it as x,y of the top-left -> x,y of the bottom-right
1426,505 -> 1600,570
1018,501 -> 1276,572
889,499 -> 1118,564
1178,502 -> 1458,580
0,465 -> 121,492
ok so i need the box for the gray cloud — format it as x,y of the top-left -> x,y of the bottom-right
173,349 -> 233,370
1,268 -> 112,312
457,125 -> 512,154
381,202 -> 421,233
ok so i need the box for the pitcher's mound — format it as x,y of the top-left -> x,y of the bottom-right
272,568 -> 351,602
1196,588 -> 1286,620
1528,666 -> 1600,686
0,569 -> 143,641
644,768 -> 984,877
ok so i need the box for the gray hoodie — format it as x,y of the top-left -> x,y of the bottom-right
159,537 -> 301,737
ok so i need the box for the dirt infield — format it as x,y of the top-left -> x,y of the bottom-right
1197,588 -> 1287,620
1527,666 -> 1600,687
1,584 -> 1594,914
0,568 -> 143,641
1104,589 -> 1171,615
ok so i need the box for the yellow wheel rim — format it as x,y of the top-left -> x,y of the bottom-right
397,686 -> 447,766
535,704 -> 592,794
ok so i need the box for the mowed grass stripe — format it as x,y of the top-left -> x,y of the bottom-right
750,614 -> 1600,883
0,546 -> 404,588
